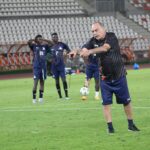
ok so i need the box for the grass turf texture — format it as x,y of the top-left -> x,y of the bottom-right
0,69 -> 150,150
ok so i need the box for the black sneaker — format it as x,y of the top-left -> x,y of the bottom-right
128,124 -> 140,131
108,128 -> 115,134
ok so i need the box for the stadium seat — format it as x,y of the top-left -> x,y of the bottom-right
1,15 -> 149,52
0,0 -> 85,17
129,14 -> 150,31
129,0 -> 150,10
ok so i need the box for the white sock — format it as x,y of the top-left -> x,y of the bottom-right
95,91 -> 99,97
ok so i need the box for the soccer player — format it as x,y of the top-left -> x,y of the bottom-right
69,22 -> 140,133
81,54 -> 100,100
28,35 -> 52,104
50,33 -> 70,99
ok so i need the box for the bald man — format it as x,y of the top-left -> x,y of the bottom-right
69,22 -> 140,133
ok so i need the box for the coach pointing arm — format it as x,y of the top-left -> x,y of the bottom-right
80,44 -> 110,58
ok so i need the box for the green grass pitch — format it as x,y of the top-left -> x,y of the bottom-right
0,68 -> 150,150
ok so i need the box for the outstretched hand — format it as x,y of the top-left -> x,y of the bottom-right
80,48 -> 90,58
68,50 -> 78,59
68,48 -> 91,59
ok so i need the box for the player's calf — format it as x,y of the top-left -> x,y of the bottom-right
32,90 -> 37,104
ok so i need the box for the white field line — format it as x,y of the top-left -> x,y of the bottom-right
0,106 -> 150,112
0,98 -> 150,110
0,98 -> 149,110
0,101 -> 101,110
1,107 -> 100,112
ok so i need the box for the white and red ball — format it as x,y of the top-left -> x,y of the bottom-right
80,87 -> 89,96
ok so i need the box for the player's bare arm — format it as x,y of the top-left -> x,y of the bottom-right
42,39 -> 53,46
28,39 -> 35,45
14,40 -> 32,45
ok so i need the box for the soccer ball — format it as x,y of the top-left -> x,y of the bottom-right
80,87 -> 89,96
